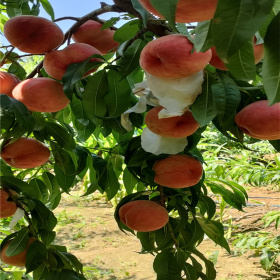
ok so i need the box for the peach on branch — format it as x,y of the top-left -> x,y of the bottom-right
0,72 -> 20,97
0,237 -> 35,267
0,189 -> 17,218
72,20 -> 119,54
43,43 -> 103,80
145,106 -> 199,138
12,78 -> 69,112
235,100 -> 280,140
209,39 -> 264,70
119,200 -> 169,232
0,138 -> 50,169
140,34 -> 212,79
138,0 -> 218,23
153,154 -> 203,188
4,15 -> 64,54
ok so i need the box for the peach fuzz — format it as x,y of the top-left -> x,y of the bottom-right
138,0 -> 218,23
4,15 -> 64,54
140,34 -> 212,79
210,41 -> 264,71
72,20 -> 119,54
153,154 -> 203,188
235,100 -> 280,140
0,72 -> 20,97
43,43 -> 103,81
0,237 -> 35,267
119,200 -> 169,232
0,138 -> 50,169
0,189 -> 17,218
145,106 -> 199,138
12,78 -> 69,112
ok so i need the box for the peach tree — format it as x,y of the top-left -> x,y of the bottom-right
0,0 -> 279,279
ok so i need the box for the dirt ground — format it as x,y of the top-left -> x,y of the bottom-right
54,186 -> 280,280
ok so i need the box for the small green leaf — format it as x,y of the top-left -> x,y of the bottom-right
39,0 -> 55,20
25,241 -> 47,273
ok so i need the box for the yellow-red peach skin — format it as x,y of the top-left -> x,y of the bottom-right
235,100 -> 280,140
1,138 -> 50,169
145,106 -> 200,138
0,72 -> 20,97
12,78 -> 69,112
0,189 -> 17,218
140,34 -> 212,79
4,15 -> 64,54
153,154 -> 203,188
138,0 -> 218,23
72,20 -> 119,54
43,43 -> 103,80
119,200 -> 169,232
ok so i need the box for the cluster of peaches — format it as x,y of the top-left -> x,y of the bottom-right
118,0 -> 280,234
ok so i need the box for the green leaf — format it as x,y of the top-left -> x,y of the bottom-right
70,93 -> 96,142
114,20 -> 140,44
117,39 -> 147,78
39,0 -> 55,20
192,73 -> 217,127
25,241 -> 47,273
198,194 -> 216,221
212,82 -> 241,128
212,0 -> 275,61
197,218 -> 230,253
33,263 -> 49,280
263,12 -> 280,105
153,251 -> 182,280
29,179 -> 49,203
194,21 -> 214,52
54,164 -> 75,193
260,250 -> 276,270
105,70 -> 131,117
131,0 -> 149,26
150,0 -> 179,30
225,38 -> 256,81
123,167 -> 138,194
82,70 -> 108,119
137,232 -> 156,252
6,229 -> 30,257
39,230 -> 56,246
45,121 -> 76,150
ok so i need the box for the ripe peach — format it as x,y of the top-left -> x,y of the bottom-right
140,34 -> 212,79
0,189 -> 17,218
235,100 -> 280,140
0,237 -> 35,267
0,138 -> 50,169
43,43 -> 103,80
209,40 -> 264,70
12,78 -> 69,112
153,154 -> 203,188
119,200 -> 169,232
138,0 -> 218,23
0,72 -> 20,97
4,15 -> 64,54
72,20 -> 119,54
145,106 -> 199,138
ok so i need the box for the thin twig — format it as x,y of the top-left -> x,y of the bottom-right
0,46 -> 15,67
54,16 -> 80,22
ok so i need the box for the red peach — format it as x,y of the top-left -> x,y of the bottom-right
140,34 -> 212,79
235,100 -> 280,140
72,20 -> 119,54
145,106 -> 199,138
138,0 -> 218,23
4,15 -> 64,54
12,78 -> 69,112
0,189 -> 17,218
43,43 -> 103,80
0,72 -> 20,97
119,200 -> 169,232
0,237 -> 35,267
0,138 -> 50,169
153,154 -> 203,188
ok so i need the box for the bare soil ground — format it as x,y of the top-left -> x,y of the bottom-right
54,186 -> 280,280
